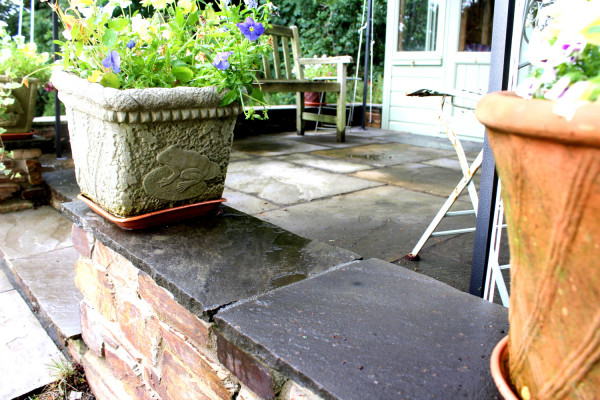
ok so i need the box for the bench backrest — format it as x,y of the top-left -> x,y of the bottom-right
261,25 -> 305,81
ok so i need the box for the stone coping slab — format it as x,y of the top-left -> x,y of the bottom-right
62,201 -> 360,320
215,258 -> 508,400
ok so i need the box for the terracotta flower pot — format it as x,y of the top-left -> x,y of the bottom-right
51,70 -> 240,218
304,91 -> 325,107
476,91 -> 600,399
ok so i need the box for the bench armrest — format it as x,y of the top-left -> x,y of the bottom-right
299,56 -> 353,65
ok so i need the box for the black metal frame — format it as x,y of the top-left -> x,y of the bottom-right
469,0 -> 516,297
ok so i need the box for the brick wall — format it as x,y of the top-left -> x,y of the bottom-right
71,224 -> 322,400
0,147 -> 46,207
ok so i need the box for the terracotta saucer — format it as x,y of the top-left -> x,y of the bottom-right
490,336 -> 518,400
77,194 -> 226,230
1,129 -> 35,141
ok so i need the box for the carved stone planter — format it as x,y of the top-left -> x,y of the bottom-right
0,76 -> 38,134
476,91 -> 600,400
51,70 -> 240,218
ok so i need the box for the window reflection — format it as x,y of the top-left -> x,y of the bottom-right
459,0 -> 494,52
397,0 -> 441,52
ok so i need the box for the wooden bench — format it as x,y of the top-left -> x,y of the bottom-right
255,25 -> 352,142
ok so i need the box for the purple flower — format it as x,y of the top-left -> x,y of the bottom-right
213,51 -> 233,70
126,40 -> 136,49
236,17 -> 264,41
244,0 -> 258,9
102,50 -> 121,73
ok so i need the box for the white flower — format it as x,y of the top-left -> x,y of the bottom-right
544,76 -> 570,101
110,0 -> 132,8
131,14 -> 151,41
552,81 -> 593,120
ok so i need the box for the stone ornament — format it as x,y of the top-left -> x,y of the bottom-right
143,145 -> 221,201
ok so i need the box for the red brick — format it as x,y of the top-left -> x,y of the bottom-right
104,344 -> 154,400
72,224 -> 94,258
116,298 -> 160,363
20,186 -> 46,201
138,272 -> 209,348
0,183 -> 19,193
25,159 -> 42,185
159,322 -> 235,398
83,350 -> 133,400
80,301 -> 106,357
216,330 -> 275,399
93,241 -> 139,288
67,338 -> 88,365
75,257 -> 117,321
158,349 -> 232,400
10,148 -> 41,160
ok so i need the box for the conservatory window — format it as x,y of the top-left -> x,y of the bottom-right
459,0 -> 495,52
397,0 -> 441,51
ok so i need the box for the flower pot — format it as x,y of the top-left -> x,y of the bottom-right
51,70 -> 240,218
490,336 -> 518,400
304,92 -> 325,107
476,91 -> 600,399
0,76 -> 38,134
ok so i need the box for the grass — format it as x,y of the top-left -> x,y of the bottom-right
28,359 -> 94,400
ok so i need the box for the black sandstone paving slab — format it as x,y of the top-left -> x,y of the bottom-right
215,258 -> 508,400
62,201 -> 360,320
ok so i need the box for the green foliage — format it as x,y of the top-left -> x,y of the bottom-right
271,0 -> 386,77
0,23 -> 52,84
52,0 -> 275,118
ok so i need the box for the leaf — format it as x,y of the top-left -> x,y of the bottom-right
250,87 -> 265,104
75,41 -> 84,57
109,18 -> 129,32
53,40 -> 65,45
71,24 -> 81,40
175,7 -> 184,27
172,66 -> 194,83
100,73 -> 121,89
102,29 -> 118,48
219,90 -> 238,107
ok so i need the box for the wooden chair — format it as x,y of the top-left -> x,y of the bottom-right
255,25 -> 352,142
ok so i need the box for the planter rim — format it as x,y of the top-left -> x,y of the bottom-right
50,69 -> 229,112
490,335 -> 519,400
476,91 -> 600,147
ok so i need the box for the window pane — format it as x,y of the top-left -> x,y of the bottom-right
459,0 -> 495,52
397,0 -> 441,52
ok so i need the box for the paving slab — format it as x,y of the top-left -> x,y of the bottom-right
232,135 -> 331,156
222,189 -> 281,215
215,258 -> 508,400
274,153 -> 372,173
226,159 -> 382,205
312,142 -> 455,167
352,162 -> 482,197
0,206 -> 72,261
0,269 -> 12,293
63,201 -> 360,318
9,246 -> 82,339
259,185 -> 475,262
0,290 -> 65,400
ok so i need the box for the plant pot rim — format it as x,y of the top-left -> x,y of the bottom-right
50,69 -> 232,113
490,336 -> 519,400
476,91 -> 600,148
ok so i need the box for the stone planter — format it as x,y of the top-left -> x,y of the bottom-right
476,91 -> 600,399
51,70 -> 240,218
0,76 -> 38,134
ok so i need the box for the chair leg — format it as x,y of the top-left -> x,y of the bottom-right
336,92 -> 346,143
296,92 -> 305,136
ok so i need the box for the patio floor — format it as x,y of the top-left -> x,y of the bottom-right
0,125 -> 510,398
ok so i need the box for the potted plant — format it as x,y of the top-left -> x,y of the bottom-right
50,0 -> 273,223
0,22 -> 51,137
303,55 -> 337,106
476,0 -> 600,398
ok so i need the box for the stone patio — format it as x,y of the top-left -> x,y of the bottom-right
0,126 -> 510,399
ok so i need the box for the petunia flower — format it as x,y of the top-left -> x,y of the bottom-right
102,50 -> 121,73
244,0 -> 258,9
126,40 -> 136,49
213,51 -> 233,70
236,17 -> 264,41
